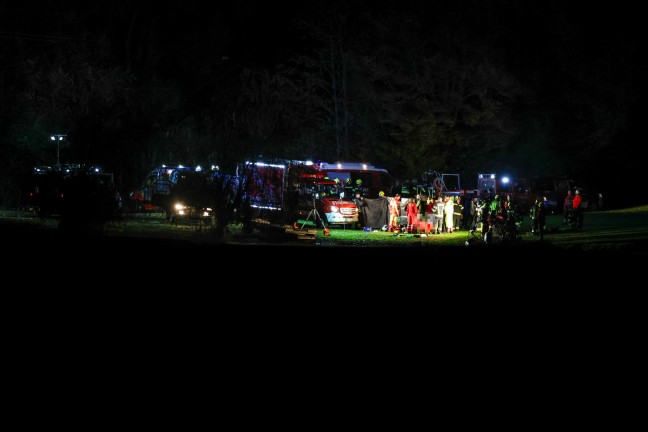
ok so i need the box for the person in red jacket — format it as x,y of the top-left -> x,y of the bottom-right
572,189 -> 583,231
406,197 -> 418,233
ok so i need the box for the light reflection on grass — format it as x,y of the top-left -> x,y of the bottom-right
2,207 -> 647,250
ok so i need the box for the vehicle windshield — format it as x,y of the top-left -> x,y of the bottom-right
314,183 -> 343,198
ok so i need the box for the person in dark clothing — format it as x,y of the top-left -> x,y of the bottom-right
476,195 -> 492,243
563,191 -> 573,224
453,196 -> 464,230
502,194 -> 520,240
460,193 -> 471,229
531,197 -> 547,240
530,198 -> 540,235
538,198 -> 547,240
466,195 -> 478,231
416,193 -> 426,221
353,191 -> 366,229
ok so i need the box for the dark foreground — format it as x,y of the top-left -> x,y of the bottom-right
5,217 -> 645,375
5,217 -> 645,275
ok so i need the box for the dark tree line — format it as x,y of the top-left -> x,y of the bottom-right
0,0 -> 644,208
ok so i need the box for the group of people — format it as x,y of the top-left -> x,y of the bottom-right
479,189 -> 584,241
351,187 -> 584,241
527,189 -> 583,239
562,189 -> 584,231
467,192 -> 521,243
354,191 -> 465,234
403,194 -> 464,234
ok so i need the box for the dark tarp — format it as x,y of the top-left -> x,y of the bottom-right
363,197 -> 390,229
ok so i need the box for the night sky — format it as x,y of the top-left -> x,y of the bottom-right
1,0 -> 645,206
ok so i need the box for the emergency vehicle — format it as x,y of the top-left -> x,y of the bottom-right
132,165 -> 216,223
476,173 -> 601,213
531,176 -> 601,212
26,164 -> 117,217
244,160 -> 358,227
477,173 -> 536,212
312,161 -> 395,198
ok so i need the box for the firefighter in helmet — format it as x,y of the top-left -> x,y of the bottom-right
343,177 -> 354,198
354,178 -> 364,196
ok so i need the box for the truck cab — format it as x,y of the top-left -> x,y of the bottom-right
308,180 -> 358,226
313,161 -> 394,198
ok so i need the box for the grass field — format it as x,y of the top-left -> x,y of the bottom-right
2,206 -> 646,298
1,206 -> 647,254
313,205 -> 648,253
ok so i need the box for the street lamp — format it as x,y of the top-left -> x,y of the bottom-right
50,134 -> 66,168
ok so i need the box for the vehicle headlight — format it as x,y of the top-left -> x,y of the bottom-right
202,211 -> 210,217
174,203 -> 185,210
329,206 -> 339,213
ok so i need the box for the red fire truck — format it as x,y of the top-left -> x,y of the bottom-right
244,160 -> 358,227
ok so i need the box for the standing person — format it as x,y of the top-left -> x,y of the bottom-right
563,190 -> 573,224
503,194 -> 514,218
353,191 -> 366,229
416,193 -> 426,222
572,189 -> 583,231
460,193 -> 471,229
406,197 -> 418,233
479,196 -> 493,244
489,194 -> 501,219
378,191 -> 392,231
467,196 -> 479,231
354,179 -> 364,196
444,196 -> 454,233
531,197 -> 547,240
501,194 -> 518,239
433,196 -> 444,234
426,196 -> 435,215
344,178 -> 354,198
426,196 -> 436,233
453,196 -> 463,230
530,197 -> 540,236
537,197 -> 547,240
387,193 -> 401,232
